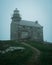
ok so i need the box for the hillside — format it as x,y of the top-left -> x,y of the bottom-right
0,40 -> 52,65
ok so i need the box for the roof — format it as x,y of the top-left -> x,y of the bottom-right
20,20 -> 42,28
13,20 -> 43,28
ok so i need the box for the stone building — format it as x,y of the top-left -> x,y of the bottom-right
10,8 -> 43,41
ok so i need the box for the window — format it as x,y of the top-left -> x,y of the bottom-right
23,25 -> 25,28
21,31 -> 28,39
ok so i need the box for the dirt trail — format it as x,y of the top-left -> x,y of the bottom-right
21,42 -> 40,65
21,42 -> 40,55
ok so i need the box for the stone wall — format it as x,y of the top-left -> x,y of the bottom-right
11,22 -> 43,41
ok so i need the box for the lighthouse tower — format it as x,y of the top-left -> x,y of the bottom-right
10,8 -> 21,40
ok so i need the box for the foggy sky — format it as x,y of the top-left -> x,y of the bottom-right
0,0 -> 52,42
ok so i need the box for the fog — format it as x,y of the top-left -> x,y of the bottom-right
0,0 -> 52,42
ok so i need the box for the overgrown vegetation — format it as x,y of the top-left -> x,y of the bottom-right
25,41 -> 52,65
0,40 -> 34,65
0,40 -> 52,65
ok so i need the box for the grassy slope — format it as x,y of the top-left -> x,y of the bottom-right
0,40 -> 34,65
0,40 -> 52,65
25,41 -> 52,65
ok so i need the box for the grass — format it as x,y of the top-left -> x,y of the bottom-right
0,40 -> 52,65
25,41 -> 52,65
0,40 -> 34,65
